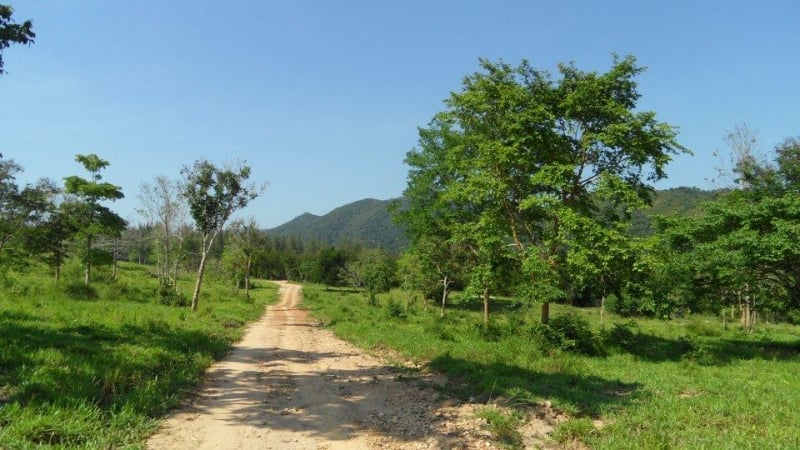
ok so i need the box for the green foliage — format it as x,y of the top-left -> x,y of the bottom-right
0,261 -> 277,448
62,281 -> 98,300
475,407 -> 524,447
384,298 -> 405,319
552,418 -> 596,444
534,313 -> 603,356
0,5 -> 35,74
158,283 -> 188,307
270,198 -> 407,253
180,159 -> 263,310
398,55 -> 687,324
63,154 -> 126,285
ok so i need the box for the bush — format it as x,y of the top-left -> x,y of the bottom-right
533,313 -> 603,356
158,285 -> 188,307
63,282 -> 98,300
385,299 -> 406,319
475,321 -> 513,342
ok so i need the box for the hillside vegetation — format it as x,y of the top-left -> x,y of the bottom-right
266,189 -> 716,253
269,198 -> 407,253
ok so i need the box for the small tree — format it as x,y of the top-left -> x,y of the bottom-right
223,217 -> 266,299
138,176 -> 186,287
63,154 -> 125,285
181,159 -> 263,311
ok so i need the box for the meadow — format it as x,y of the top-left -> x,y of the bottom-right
0,261 -> 277,448
302,285 -> 800,449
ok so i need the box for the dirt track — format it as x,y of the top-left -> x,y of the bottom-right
146,282 -> 502,449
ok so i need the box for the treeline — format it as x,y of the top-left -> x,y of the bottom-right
0,154 -> 262,310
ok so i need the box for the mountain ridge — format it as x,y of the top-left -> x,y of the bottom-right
267,188 -> 717,252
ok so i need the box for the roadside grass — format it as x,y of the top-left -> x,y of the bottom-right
0,261 -> 277,449
302,285 -> 800,449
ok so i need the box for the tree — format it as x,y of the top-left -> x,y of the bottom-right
63,154 -> 126,285
0,5 -> 34,75
181,159 -> 263,311
24,200 -> 77,281
401,55 -> 686,323
0,158 -> 57,260
223,217 -> 266,299
138,176 -> 186,288
338,249 -> 396,304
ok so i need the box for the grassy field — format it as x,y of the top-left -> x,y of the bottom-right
0,260 -> 278,449
302,285 -> 800,449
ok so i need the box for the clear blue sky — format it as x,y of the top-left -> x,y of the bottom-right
2,1 -> 798,228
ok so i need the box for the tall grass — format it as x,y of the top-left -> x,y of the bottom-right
302,285 -> 800,448
0,261 -> 277,448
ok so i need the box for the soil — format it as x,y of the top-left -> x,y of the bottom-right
146,282 -> 559,449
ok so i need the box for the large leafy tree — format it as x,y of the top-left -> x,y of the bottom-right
63,154 -> 126,285
181,159 -> 263,311
0,4 -> 34,75
400,55 -> 686,323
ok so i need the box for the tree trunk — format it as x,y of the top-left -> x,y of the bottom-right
600,295 -> 606,326
84,234 -> 92,285
191,249 -> 209,312
440,275 -> 449,318
483,286 -> 490,326
541,301 -> 550,324
55,263 -> 61,282
173,259 -> 181,294
244,255 -> 252,299
111,239 -> 118,280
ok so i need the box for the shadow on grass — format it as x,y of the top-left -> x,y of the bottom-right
0,310 -> 233,411
428,353 -> 641,417
602,323 -> 800,365
447,296 -> 526,315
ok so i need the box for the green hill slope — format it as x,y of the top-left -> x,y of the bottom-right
268,198 -> 407,252
268,188 -> 715,252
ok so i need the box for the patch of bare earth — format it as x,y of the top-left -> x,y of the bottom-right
146,282 -> 562,449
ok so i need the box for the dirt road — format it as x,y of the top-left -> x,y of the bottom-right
146,282 -> 499,449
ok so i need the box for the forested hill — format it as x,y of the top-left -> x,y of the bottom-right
268,188 -> 714,251
268,198 -> 407,252
630,187 -> 719,236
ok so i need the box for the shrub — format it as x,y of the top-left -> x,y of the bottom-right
63,282 -> 98,300
533,313 -> 603,356
385,299 -> 406,319
157,285 -> 188,307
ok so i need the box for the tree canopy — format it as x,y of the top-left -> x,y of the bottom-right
0,5 -> 34,74
398,55 -> 687,323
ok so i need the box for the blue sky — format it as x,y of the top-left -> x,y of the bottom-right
1,1 -> 798,227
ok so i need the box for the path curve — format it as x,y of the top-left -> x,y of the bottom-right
146,282 -> 497,449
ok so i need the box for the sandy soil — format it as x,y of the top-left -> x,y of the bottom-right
145,282 -> 518,450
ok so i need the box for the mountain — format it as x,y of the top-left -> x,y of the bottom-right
630,187 -> 718,236
268,188 -> 716,252
268,198 -> 407,252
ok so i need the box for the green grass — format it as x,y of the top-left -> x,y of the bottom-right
302,285 -> 800,449
0,260 -> 278,449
